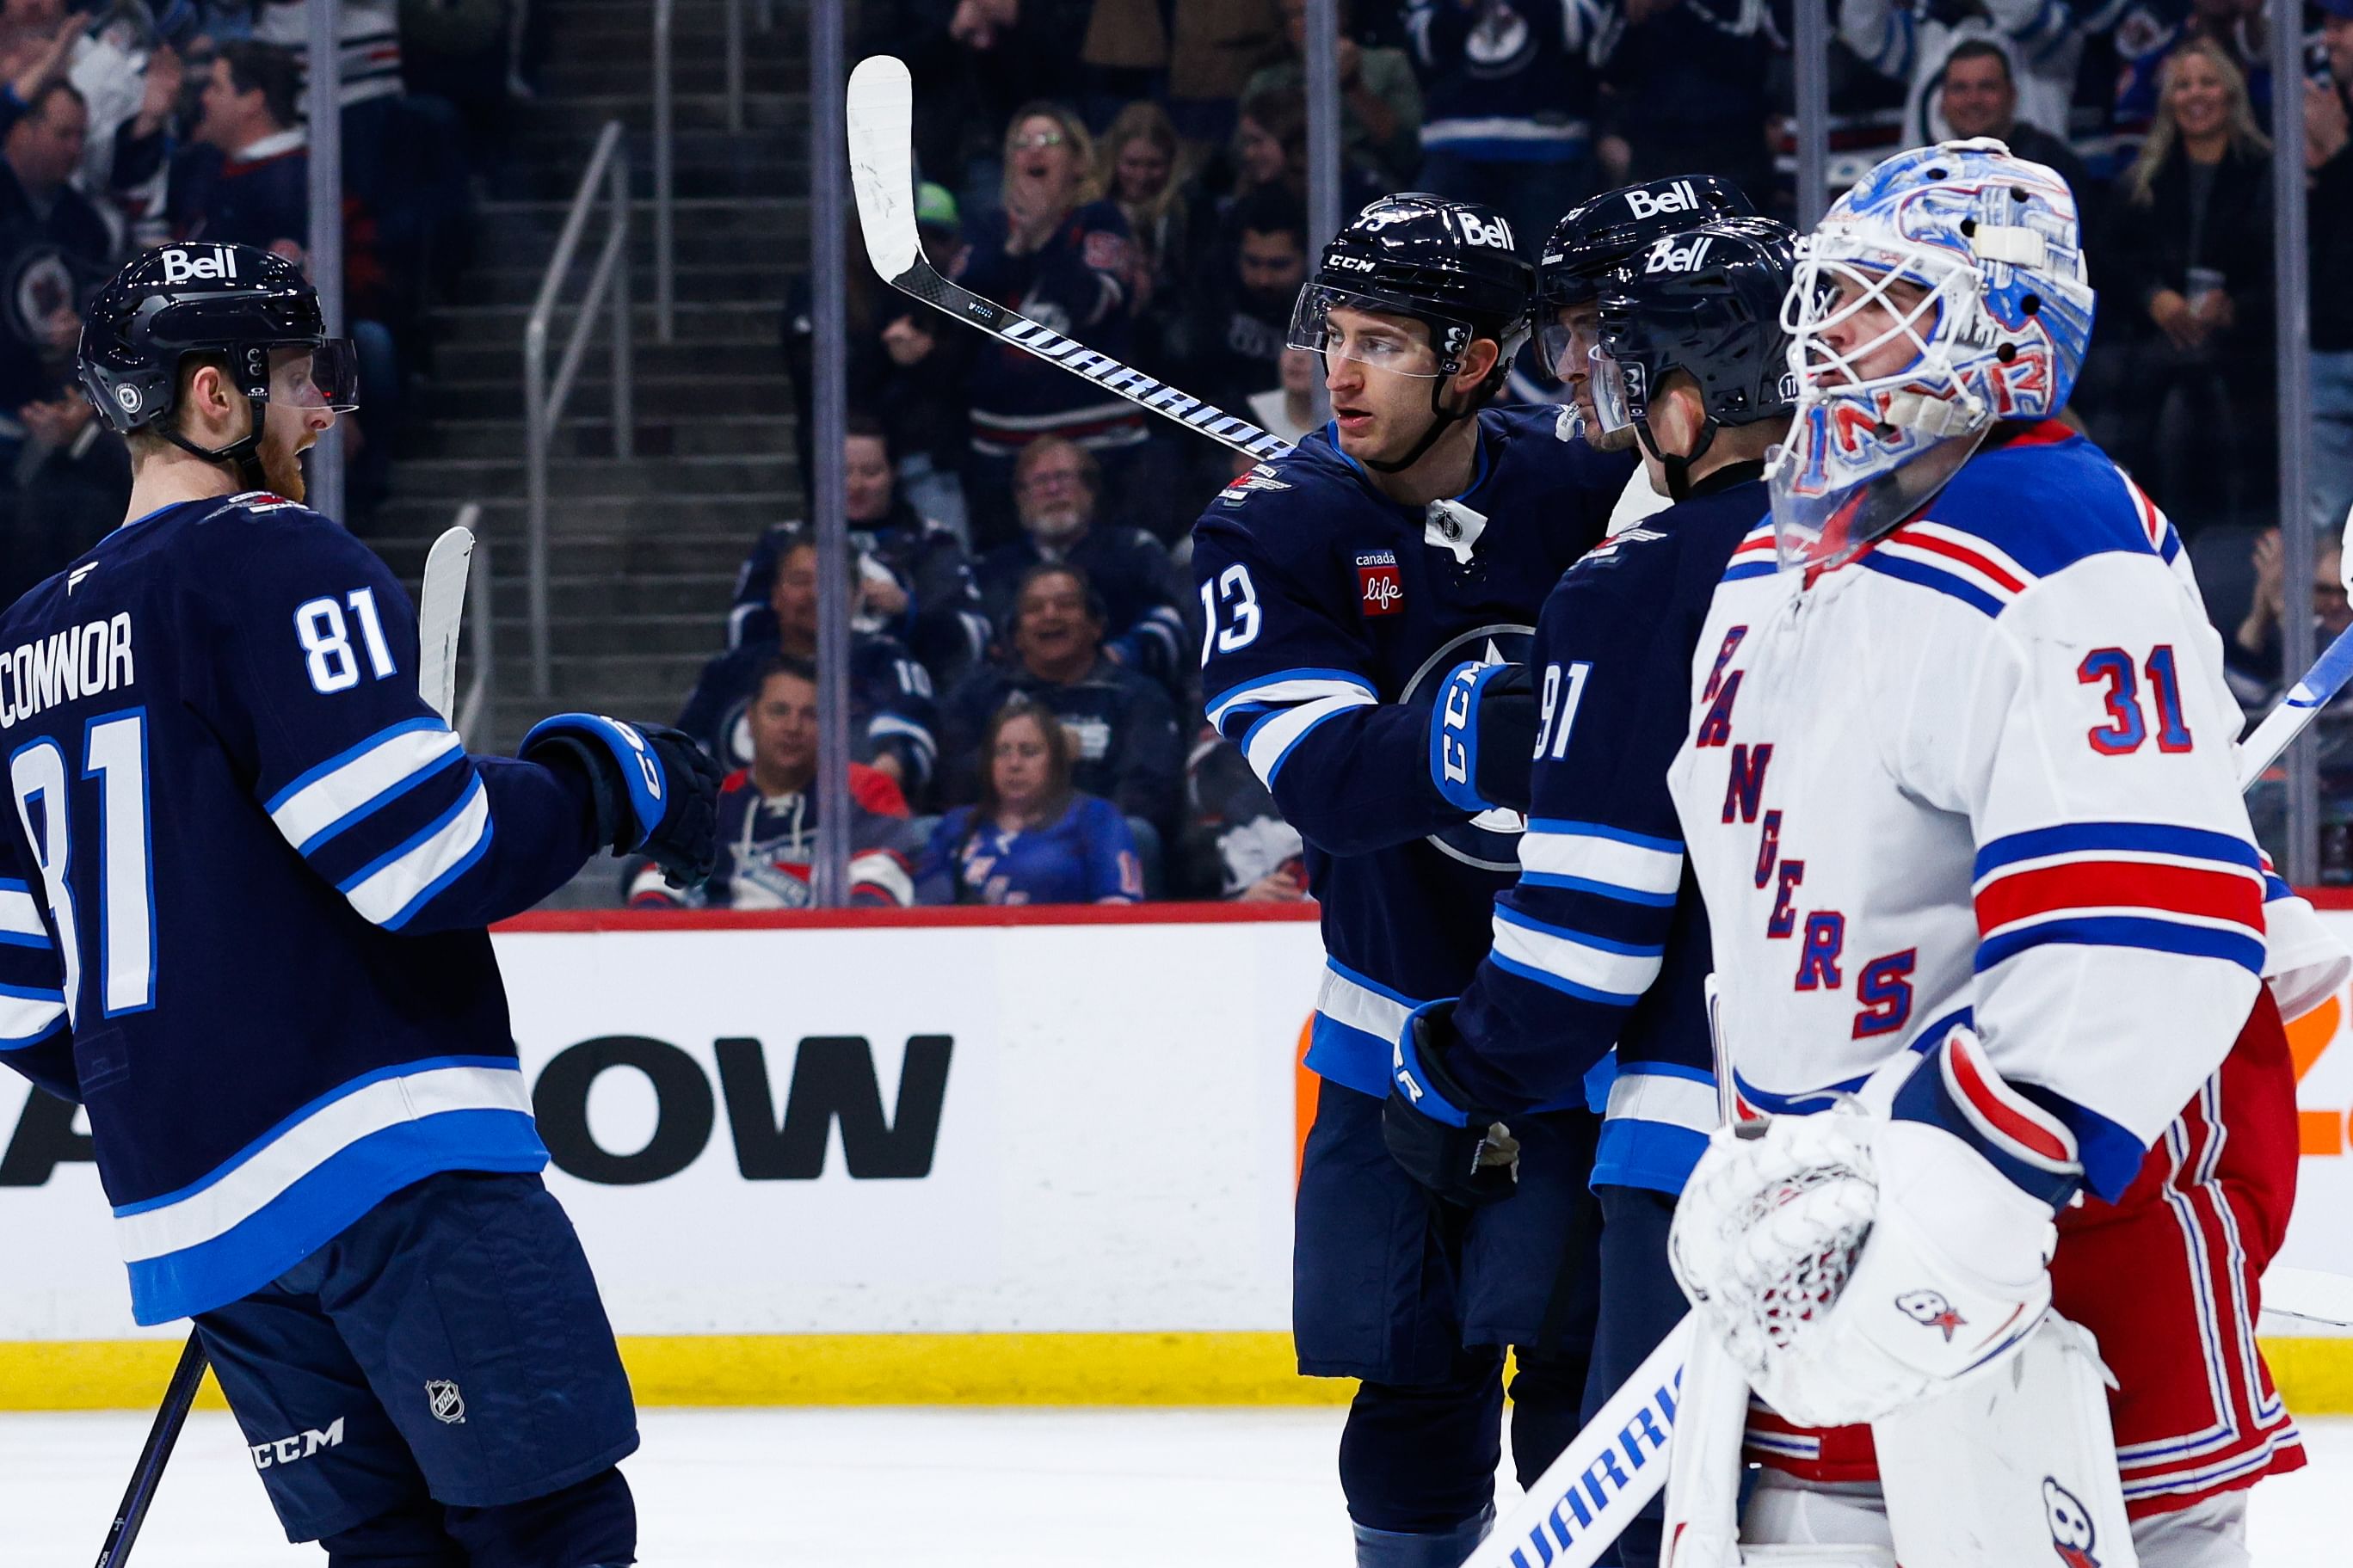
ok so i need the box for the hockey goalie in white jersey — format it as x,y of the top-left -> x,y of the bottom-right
1660,140 -> 2349,1566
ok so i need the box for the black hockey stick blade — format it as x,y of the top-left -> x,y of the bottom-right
93,1331 -> 207,1567
844,54 -> 1295,464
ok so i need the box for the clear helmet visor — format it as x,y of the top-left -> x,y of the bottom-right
1586,344 -> 1636,435
269,340 -> 360,411
1536,305 -> 1605,385
1287,283 -> 1449,378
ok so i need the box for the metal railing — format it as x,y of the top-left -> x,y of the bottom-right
456,524 -> 496,749
524,118 -> 635,698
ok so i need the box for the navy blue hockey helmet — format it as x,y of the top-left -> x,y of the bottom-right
1288,194 -> 1534,470
1536,175 -> 1754,378
1588,216 -> 1800,495
77,243 -> 358,478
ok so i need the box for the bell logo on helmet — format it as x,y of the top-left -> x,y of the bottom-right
157,247 -> 237,286
1624,181 -> 1699,221
1457,212 -> 1514,250
1643,235 -> 1713,275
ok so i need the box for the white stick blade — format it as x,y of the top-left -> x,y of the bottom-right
418,524 -> 475,725
847,55 -> 921,281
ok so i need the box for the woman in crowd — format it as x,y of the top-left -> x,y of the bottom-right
1097,100 -> 1194,318
2104,35 -> 2276,535
959,101 -> 1143,547
917,702 -> 1145,905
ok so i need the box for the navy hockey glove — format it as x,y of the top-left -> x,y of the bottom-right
1385,1000 -> 1521,1207
520,715 -> 724,886
1429,661 -> 1537,815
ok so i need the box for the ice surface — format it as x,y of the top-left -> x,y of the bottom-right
5,1406 -> 2346,1565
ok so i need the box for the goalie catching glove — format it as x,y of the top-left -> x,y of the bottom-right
1667,1029 -> 2079,1428
521,714 -> 724,886
1383,1000 -> 1523,1207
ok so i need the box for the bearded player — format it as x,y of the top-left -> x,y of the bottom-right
1661,139 -> 2344,1565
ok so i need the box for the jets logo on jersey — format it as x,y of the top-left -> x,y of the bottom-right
1401,624 -> 1534,870
1894,1288 -> 1966,1342
1356,550 -> 1404,618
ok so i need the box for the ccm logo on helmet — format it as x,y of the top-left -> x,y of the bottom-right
1644,235 -> 1713,274
158,247 -> 237,286
1624,180 -> 1702,220
1453,211 -> 1514,249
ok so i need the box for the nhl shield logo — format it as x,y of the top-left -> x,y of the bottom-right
425,1380 -> 466,1425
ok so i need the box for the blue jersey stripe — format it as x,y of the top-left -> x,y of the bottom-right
1855,550 -> 2007,618
1518,870 -> 1679,907
1974,821 -> 2263,877
1974,915 -> 2266,975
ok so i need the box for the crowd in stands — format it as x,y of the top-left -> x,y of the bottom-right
648,0 -> 2353,903
0,0 -> 533,607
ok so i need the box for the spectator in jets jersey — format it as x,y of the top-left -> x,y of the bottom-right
729,421 -> 991,688
940,562 -> 1183,838
631,658 -> 915,908
973,436 -> 1191,692
916,700 -> 1145,905
681,535 -> 940,796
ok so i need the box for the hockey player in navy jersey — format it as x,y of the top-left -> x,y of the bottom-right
1193,193 -> 1637,1565
1383,217 -> 1801,1568
0,243 -> 724,1565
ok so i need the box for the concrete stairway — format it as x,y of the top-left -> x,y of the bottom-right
368,0 -> 808,759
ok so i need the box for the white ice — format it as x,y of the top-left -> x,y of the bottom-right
4,1408 -> 2349,1565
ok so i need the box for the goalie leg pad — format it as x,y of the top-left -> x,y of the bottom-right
1872,1312 -> 2137,1568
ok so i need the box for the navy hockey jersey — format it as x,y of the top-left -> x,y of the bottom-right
1447,470 -> 1772,1194
0,494 -> 601,1325
678,630 -> 939,793
1192,408 -> 1633,1096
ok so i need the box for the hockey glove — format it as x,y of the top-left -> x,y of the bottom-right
1667,1033 -> 2067,1428
520,715 -> 724,886
1384,1000 -> 1521,1207
1429,661 -> 1537,815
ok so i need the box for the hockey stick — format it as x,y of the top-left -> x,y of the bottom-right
844,55 -> 1294,464
418,519 -> 477,728
91,1331 -> 207,1567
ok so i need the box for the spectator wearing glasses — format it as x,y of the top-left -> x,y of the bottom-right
940,562 -> 1184,839
681,534 -> 941,798
915,700 -> 1146,905
974,436 -> 1191,692
958,101 -> 1142,549
630,657 -> 916,909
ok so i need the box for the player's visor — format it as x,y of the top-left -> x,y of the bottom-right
1288,285 -> 1447,378
1537,305 -> 1605,385
268,341 -> 360,411
1586,345 -> 1636,434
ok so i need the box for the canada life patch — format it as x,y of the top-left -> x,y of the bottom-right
1357,550 -> 1404,618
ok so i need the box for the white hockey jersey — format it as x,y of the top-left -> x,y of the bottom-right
1665,422 -> 2296,1200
